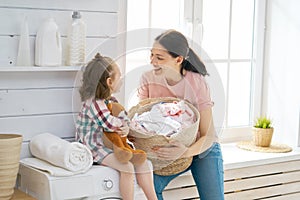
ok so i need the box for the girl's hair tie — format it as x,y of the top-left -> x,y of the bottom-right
94,53 -> 103,59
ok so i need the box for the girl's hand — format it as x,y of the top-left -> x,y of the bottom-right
152,140 -> 188,160
127,135 -> 136,142
117,126 -> 129,137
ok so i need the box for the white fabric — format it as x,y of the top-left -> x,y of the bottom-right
20,157 -> 86,176
131,101 -> 195,137
29,133 -> 93,173
132,111 -> 181,136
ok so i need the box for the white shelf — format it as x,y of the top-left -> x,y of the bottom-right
0,66 -> 82,72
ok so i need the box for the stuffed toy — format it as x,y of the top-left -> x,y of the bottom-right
103,102 -> 147,165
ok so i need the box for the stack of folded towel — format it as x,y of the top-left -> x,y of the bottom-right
20,133 -> 93,176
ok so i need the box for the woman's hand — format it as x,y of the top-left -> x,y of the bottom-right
152,140 -> 188,160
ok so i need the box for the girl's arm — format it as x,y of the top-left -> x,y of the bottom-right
89,100 -> 124,132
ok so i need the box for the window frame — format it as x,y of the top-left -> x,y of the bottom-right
124,0 -> 267,143
187,0 -> 266,142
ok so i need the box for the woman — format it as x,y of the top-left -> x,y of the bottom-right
137,30 -> 224,200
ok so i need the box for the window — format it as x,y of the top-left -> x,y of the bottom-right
125,0 -> 266,142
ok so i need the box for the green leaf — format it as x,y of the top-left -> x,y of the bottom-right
254,115 -> 272,129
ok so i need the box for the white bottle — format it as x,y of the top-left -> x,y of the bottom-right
66,11 -> 86,66
16,16 -> 31,66
35,18 -> 62,66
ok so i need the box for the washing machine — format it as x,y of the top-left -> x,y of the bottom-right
17,163 -> 147,200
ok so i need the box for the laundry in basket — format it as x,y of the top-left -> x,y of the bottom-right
128,97 -> 200,175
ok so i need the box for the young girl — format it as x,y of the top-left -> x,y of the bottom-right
75,53 -> 157,200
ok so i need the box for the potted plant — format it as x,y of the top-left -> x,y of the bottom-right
252,116 -> 274,147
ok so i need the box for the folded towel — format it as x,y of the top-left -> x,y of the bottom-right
20,157 -> 85,176
29,133 -> 93,173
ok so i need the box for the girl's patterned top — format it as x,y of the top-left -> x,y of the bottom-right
75,97 -> 124,163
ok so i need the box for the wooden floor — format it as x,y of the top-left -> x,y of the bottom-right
11,189 -> 36,200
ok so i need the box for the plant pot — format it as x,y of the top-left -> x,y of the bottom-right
0,134 -> 23,200
252,127 -> 274,147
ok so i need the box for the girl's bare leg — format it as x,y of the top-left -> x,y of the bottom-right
135,160 -> 158,200
102,153 -> 135,200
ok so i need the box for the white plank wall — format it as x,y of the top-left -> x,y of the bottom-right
1,1 -> 300,200
0,0 -> 119,66
0,0 -> 118,12
163,159 -> 300,199
0,36 -> 118,66
0,0 -> 124,158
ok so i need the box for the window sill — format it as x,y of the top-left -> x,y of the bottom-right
222,142 -> 300,170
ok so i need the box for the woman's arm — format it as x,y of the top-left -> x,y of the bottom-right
154,107 -> 217,160
182,107 -> 217,157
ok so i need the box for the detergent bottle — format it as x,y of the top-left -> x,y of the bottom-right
66,11 -> 86,66
16,16 -> 31,66
35,18 -> 62,66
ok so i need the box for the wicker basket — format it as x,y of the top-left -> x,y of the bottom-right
252,127 -> 274,147
128,97 -> 200,176
0,134 -> 23,200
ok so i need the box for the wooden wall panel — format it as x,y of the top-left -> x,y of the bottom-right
0,0 -> 118,12
162,159 -> 300,200
225,182 -> 300,200
0,33 -> 118,66
0,88 -> 81,117
225,160 -> 300,180
0,0 -> 122,161
271,192 -> 300,200
0,0 -> 119,66
0,114 -> 76,141
0,71 -> 79,89
0,8 -> 117,37
225,170 -> 300,192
